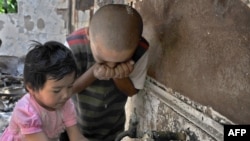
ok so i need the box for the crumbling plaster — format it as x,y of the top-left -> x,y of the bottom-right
127,0 -> 250,124
0,0 -> 69,57
123,0 -> 250,140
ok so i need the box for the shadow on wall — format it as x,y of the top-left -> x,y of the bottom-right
134,0 -> 250,124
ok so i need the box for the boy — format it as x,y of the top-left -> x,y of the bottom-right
64,4 -> 149,141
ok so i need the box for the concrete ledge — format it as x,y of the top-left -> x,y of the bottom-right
144,76 -> 234,141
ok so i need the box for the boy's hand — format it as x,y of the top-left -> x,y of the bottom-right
93,60 -> 134,80
93,63 -> 115,80
114,60 -> 134,78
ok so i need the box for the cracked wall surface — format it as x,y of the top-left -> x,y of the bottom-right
125,92 -> 216,141
70,0 -> 124,33
0,0 -> 69,57
124,0 -> 250,140
124,77 -> 231,141
128,0 -> 250,124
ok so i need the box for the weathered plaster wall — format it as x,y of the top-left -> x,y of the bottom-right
70,0 -> 124,32
0,0 -> 69,57
123,0 -> 250,140
127,0 -> 250,125
125,77 -> 229,141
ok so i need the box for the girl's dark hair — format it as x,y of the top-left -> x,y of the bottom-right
24,40 -> 77,91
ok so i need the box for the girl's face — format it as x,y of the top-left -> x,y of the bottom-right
28,72 -> 75,111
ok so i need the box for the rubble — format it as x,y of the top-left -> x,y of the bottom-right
0,55 -> 25,136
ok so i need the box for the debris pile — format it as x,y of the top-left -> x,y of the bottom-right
0,56 -> 25,135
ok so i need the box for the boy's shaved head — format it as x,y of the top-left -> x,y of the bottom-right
89,4 -> 143,51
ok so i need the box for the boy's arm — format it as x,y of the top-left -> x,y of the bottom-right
73,50 -> 148,95
73,62 -> 133,94
66,125 -> 89,141
113,77 -> 138,96
72,64 -> 97,94
113,51 -> 149,96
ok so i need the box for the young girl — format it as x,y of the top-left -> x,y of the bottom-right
0,41 -> 88,141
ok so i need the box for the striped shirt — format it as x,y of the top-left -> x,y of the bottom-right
66,27 -> 149,141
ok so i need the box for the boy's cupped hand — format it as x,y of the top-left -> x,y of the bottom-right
93,60 -> 134,80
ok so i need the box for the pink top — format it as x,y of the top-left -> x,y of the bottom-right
0,94 -> 77,141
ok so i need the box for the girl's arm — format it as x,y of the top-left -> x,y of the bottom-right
66,125 -> 89,141
24,132 -> 49,141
